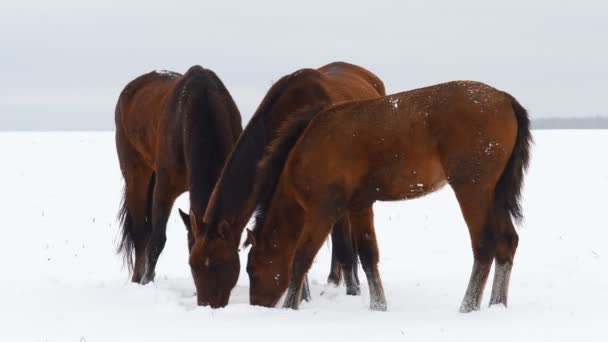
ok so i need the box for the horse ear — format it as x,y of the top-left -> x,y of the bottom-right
245,229 -> 256,248
189,209 -> 198,235
178,209 -> 191,231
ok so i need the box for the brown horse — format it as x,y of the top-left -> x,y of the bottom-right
187,62 -> 386,308
246,81 -> 531,312
115,66 -> 242,284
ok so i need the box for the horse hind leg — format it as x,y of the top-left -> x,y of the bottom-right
453,186 -> 497,313
141,173 -> 180,284
328,215 -> 361,295
120,170 -> 154,283
327,253 -> 342,286
350,207 -> 386,311
489,206 -> 518,307
116,124 -> 156,283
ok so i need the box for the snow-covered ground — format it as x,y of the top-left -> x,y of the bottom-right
1,130 -> 606,341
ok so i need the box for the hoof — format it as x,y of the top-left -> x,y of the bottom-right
131,274 -> 143,284
327,276 -> 341,287
131,267 -> 146,284
282,298 -> 300,310
459,302 -> 480,313
301,289 -> 312,303
370,301 -> 387,312
282,290 -> 301,310
488,302 -> 507,309
300,274 -> 312,302
346,285 -> 361,296
139,271 -> 155,285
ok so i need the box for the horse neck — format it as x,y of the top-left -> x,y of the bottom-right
254,180 -> 303,257
205,72 -> 318,240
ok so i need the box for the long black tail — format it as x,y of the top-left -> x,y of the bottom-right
495,95 -> 532,223
248,109 -> 319,239
117,172 -> 155,271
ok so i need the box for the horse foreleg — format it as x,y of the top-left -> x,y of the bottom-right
283,249 -> 316,308
301,274 -> 311,302
350,207 -> 386,311
283,274 -> 312,308
282,216 -> 335,310
282,253 -> 307,309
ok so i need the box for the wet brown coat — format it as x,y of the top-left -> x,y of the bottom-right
189,62 -> 386,307
115,66 -> 242,283
247,81 -> 531,311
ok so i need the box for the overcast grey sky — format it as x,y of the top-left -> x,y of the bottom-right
1,0 -> 607,130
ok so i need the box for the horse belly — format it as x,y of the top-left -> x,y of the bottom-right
373,154 -> 447,202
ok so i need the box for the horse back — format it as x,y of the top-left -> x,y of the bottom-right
297,81 -> 516,157
282,81 -> 518,206
318,61 -> 386,98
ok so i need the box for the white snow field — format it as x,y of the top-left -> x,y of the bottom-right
1,130 -> 606,341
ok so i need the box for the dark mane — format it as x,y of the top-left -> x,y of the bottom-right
172,65 -> 242,216
202,71 -> 299,236
247,109 -> 318,243
203,67 -> 331,240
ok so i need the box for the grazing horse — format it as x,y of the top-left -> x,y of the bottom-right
115,66 -> 242,284
187,62 -> 386,308
246,81 -> 531,311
